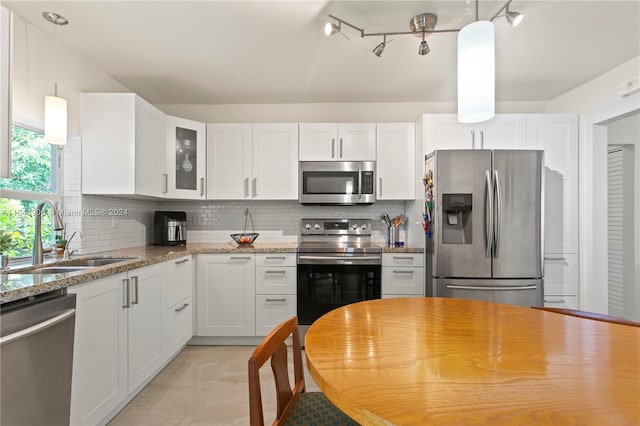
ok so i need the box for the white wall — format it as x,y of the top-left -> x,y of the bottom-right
546,55 -> 640,314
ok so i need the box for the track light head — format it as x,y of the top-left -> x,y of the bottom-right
324,21 -> 340,36
418,40 -> 430,56
373,42 -> 385,57
505,4 -> 523,27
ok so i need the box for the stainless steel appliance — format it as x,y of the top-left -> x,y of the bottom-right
299,161 -> 376,205
297,218 -> 382,341
1,290 -> 76,426
425,150 -> 544,307
153,211 -> 187,245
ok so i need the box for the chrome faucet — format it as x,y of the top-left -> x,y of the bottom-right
32,199 -> 64,265
63,231 -> 81,260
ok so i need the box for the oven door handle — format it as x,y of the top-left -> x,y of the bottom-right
298,255 -> 381,261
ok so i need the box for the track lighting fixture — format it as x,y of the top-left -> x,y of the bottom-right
324,0 -> 522,57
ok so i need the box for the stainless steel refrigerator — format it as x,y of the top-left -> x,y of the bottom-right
425,149 -> 544,307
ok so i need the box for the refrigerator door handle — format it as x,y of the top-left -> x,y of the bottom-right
493,169 -> 502,257
446,284 -> 539,291
484,170 -> 493,258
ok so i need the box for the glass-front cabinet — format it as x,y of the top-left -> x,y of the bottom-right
166,116 -> 206,199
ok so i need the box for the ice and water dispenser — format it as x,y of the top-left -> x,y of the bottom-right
441,193 -> 472,244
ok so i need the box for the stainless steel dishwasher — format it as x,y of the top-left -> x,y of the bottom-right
1,290 -> 76,426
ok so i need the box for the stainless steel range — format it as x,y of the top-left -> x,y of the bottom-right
297,218 -> 382,342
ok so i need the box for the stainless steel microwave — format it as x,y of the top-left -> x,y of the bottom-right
299,161 -> 376,205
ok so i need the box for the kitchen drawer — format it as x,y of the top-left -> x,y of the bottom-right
382,266 -> 424,295
543,295 -> 579,310
255,294 -> 297,336
162,296 -> 193,359
256,266 -> 296,294
543,253 -> 578,296
382,253 -> 424,267
255,253 -> 296,267
163,255 -> 193,308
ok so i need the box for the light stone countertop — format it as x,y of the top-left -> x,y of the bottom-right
0,242 -> 422,304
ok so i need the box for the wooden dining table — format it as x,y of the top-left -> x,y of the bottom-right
304,297 -> 640,425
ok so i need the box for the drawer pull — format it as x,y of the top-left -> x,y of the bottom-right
265,256 -> 286,260
230,256 -> 252,261
174,258 -> 190,265
265,298 -> 287,303
175,303 -> 190,312
393,270 -> 414,274
393,256 -> 414,260
544,299 -> 567,304
265,270 -> 287,275
544,256 -> 567,261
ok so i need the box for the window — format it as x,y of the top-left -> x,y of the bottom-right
0,124 -> 61,257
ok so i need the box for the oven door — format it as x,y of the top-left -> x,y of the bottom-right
297,262 -> 381,326
299,161 -> 375,204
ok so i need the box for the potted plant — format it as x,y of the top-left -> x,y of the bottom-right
55,234 -> 67,256
0,230 -> 12,269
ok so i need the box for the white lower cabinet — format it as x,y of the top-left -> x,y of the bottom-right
381,253 -> 425,297
69,273 -> 128,426
255,253 -> 297,336
162,255 -> 194,360
543,253 -> 579,309
197,254 -> 256,336
70,260 -> 192,426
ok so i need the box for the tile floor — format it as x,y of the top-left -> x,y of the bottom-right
107,345 -> 320,426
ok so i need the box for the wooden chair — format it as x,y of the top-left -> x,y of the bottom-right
248,316 -> 358,426
532,307 -> 640,327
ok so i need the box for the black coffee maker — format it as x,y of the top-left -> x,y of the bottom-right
153,211 -> 187,245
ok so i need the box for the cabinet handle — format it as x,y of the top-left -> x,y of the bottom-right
200,177 -> 205,197
393,270 -> 414,274
175,303 -> 190,312
339,138 -> 343,158
175,258 -> 190,265
230,256 -> 251,261
244,177 -> 249,198
379,177 -> 382,197
331,138 -> 335,158
471,131 -> 475,149
162,174 -> 168,194
265,256 -> 286,260
252,177 -> 257,198
265,298 -> 287,303
544,256 -> 567,261
265,270 -> 287,275
131,276 -> 139,305
480,130 -> 484,149
123,278 -> 131,308
544,299 -> 567,304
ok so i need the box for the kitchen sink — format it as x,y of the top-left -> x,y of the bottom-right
63,257 -> 137,267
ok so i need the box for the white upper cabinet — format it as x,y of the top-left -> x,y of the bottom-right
165,116 -> 206,199
376,123 -> 415,200
206,123 -> 298,200
81,93 -> 166,198
423,114 -> 526,153
299,123 -> 376,161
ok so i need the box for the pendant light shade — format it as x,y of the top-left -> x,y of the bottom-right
457,20 -> 495,123
44,94 -> 67,145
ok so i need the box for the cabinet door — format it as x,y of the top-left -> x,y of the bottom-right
127,263 -> 164,392
206,124 -> 252,199
478,115 -> 527,149
376,123 -> 415,200
166,116 -> 206,199
382,267 -> 425,296
69,274 -> 128,426
197,254 -> 256,336
134,95 -> 167,197
338,123 -> 376,160
163,255 -> 193,309
424,114 -> 473,153
252,123 -> 299,199
162,296 -> 193,359
299,123 -> 337,160
255,295 -> 297,336
527,114 -> 579,254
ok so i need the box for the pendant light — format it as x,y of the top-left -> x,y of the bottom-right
42,12 -> 68,145
457,18 -> 495,123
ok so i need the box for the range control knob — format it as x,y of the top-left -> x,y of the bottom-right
361,223 -> 368,230
304,223 -> 312,230
351,224 -> 359,229
313,223 -> 321,230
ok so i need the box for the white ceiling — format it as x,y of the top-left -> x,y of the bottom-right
4,1 -> 640,105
